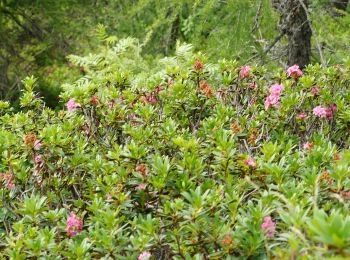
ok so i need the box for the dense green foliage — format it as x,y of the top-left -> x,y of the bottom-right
1,37 -> 350,258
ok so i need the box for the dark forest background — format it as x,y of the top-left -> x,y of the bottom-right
1,0 -> 349,107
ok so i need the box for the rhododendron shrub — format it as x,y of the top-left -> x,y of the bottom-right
1,38 -> 350,259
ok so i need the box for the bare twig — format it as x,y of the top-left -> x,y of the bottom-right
251,0 -> 263,33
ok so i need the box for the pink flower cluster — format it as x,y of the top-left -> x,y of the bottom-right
138,251 -> 151,260
65,212 -> 83,236
66,98 -> 79,112
34,139 -> 42,150
6,182 -> 15,190
313,106 -> 327,118
261,216 -> 276,238
244,158 -> 256,168
287,64 -> 303,78
313,105 -> 336,119
297,112 -> 307,120
265,84 -> 284,110
240,66 -> 251,79
311,86 -> 320,95
327,105 -> 337,119
33,154 -> 44,168
1,172 -> 15,190
136,183 -> 147,191
303,142 -> 313,151
140,95 -> 157,105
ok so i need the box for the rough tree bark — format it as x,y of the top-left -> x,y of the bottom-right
273,0 -> 312,68
0,56 -> 9,99
169,15 -> 180,51
165,12 -> 180,55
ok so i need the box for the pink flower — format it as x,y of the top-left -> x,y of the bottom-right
148,95 -> 157,105
261,216 -> 276,238
106,193 -> 112,200
141,95 -> 157,105
1,173 -> 15,190
325,108 -> 333,119
268,94 -> 280,104
34,139 -> 42,150
325,104 -> 337,119
269,84 -> 284,96
138,251 -> 151,260
313,106 -> 327,118
265,84 -> 284,110
311,87 -> 320,95
65,213 -> 83,236
244,158 -> 256,168
264,97 -> 272,110
303,142 -> 313,150
287,64 -> 303,78
128,113 -> 136,120
136,183 -> 147,191
66,98 -> 79,112
264,94 -> 280,110
33,155 -> 44,168
6,182 -> 15,190
297,112 -> 307,120
240,66 -> 251,79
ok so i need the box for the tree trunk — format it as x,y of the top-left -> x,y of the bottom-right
165,13 -> 180,55
0,56 -> 9,99
275,0 -> 312,68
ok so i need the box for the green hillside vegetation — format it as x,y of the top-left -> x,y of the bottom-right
1,0 -> 350,259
